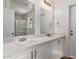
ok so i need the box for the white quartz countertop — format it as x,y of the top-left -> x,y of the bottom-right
4,34 -> 65,57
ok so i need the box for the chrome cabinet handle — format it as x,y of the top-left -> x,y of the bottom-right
70,30 -> 73,32
70,32 -> 73,36
70,30 -> 73,36
58,40 -> 60,44
31,51 -> 33,59
35,50 -> 37,58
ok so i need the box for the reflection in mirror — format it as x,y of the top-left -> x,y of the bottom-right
15,8 -> 35,36
40,6 -> 54,34
40,8 -> 46,34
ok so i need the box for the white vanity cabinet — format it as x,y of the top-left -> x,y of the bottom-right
51,37 -> 65,59
4,35 -> 65,59
4,43 -> 51,59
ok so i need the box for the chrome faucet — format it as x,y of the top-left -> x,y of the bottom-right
19,37 -> 26,42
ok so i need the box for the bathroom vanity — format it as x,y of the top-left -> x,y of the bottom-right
3,0 -> 65,59
4,34 -> 65,59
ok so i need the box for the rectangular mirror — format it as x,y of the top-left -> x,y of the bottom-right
3,0 -> 35,37
14,6 -> 35,36
3,0 -> 54,38
40,3 -> 54,34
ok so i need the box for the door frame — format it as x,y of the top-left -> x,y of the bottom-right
69,4 -> 76,56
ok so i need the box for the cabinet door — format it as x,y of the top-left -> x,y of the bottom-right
51,39 -> 64,59
11,51 -> 31,59
35,46 -> 51,59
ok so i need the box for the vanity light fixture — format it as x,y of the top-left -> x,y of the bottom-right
44,0 -> 52,7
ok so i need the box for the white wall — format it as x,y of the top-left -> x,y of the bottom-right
53,0 -> 76,56
3,0 -> 11,8
3,8 -> 14,43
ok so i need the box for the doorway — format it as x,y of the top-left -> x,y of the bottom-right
69,4 -> 76,57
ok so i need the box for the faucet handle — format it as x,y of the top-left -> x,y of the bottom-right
12,33 -> 15,37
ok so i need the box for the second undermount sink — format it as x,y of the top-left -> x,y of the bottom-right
14,38 -> 38,46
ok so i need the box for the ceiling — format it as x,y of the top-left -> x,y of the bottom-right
10,0 -> 34,15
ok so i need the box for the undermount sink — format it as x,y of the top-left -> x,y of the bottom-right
14,39 -> 38,46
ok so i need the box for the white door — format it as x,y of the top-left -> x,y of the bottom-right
69,5 -> 76,57
3,8 -> 14,37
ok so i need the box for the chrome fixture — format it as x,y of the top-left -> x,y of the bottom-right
44,0 -> 52,7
